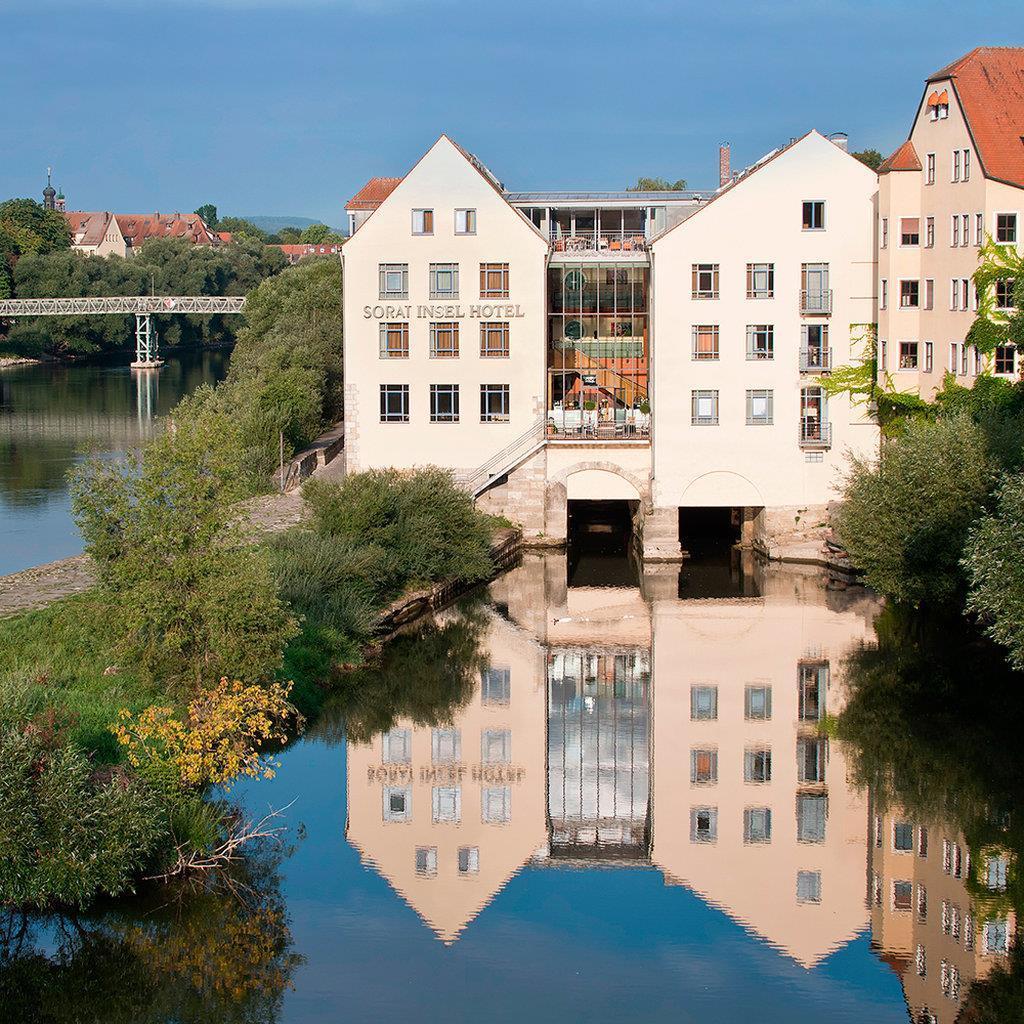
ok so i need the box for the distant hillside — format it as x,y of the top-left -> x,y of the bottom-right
232,215 -> 346,235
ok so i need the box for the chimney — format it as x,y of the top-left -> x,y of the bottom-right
719,144 -> 731,188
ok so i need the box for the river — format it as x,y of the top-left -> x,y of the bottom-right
4,546 -> 1019,1022
0,351 -> 229,576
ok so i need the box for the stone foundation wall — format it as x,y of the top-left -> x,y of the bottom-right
474,449 -> 549,538
754,504 -> 832,561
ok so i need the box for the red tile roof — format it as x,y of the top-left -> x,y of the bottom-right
345,176 -> 402,211
878,139 -> 922,174
114,213 -> 220,248
927,47 -> 1024,188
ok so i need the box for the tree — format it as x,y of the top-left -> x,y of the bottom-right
967,238 -> 1024,357
215,217 -> 268,243
833,414 -> 1000,604
0,197 -> 71,302
627,177 -> 687,191
275,226 -> 302,243
299,223 -> 343,244
193,204 -> 218,230
851,148 -> 883,171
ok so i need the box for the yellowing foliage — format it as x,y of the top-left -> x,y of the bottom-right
112,678 -> 301,789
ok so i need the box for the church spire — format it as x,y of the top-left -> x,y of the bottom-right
43,167 -> 57,210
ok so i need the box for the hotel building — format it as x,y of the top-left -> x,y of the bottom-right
341,132 -> 879,559
877,46 -> 1024,398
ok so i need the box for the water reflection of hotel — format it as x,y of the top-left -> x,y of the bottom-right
345,552 -> 1013,994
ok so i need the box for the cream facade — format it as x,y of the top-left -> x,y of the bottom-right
878,48 -> 1024,398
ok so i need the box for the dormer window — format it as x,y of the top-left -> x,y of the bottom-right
927,89 -> 949,121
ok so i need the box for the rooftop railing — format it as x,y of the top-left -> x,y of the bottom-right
549,230 -> 649,254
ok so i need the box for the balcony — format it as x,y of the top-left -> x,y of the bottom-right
799,347 -> 833,373
547,406 -> 651,440
799,418 -> 832,449
549,230 -> 649,255
799,289 -> 833,315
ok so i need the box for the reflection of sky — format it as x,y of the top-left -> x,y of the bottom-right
234,738 -> 908,1024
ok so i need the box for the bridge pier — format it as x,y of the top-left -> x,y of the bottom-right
131,313 -> 163,369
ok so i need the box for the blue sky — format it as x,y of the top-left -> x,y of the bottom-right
2,1 -> 1020,225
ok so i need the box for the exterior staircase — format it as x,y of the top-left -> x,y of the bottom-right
463,416 -> 547,497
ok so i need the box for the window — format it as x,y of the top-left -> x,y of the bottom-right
744,747 -> 772,783
796,793 -> 827,843
880,279 -> 888,310
480,262 -> 509,298
691,263 -> 719,299
746,324 -> 774,360
916,944 -> 927,978
429,321 -> 459,358
412,209 -> 433,235
379,263 -> 409,299
996,213 -> 1018,243
690,806 -> 718,843
926,153 -> 936,185
692,324 -> 720,360
975,211 -> 983,245
873,872 -> 882,905
455,208 -> 476,235
952,150 -> 961,182
429,263 -> 459,299
951,215 -> 960,247
894,880 -> 913,911
691,390 -> 719,426
480,384 -> 510,422
961,213 -> 970,247
925,216 -> 935,247
744,807 -> 772,843
894,821 -> 914,851
924,279 -> 935,310
986,855 -> 1009,891
429,383 -> 459,423
481,729 -> 511,764
798,661 -> 828,720
797,736 -> 826,783
918,884 -> 928,921
802,200 -> 825,230
384,785 -> 412,822
880,217 -> 888,248
458,846 -> 479,874
961,342 -> 969,376
379,322 -> 409,358
746,262 -> 774,298
899,341 -> 919,370
918,826 -> 929,858
949,343 -> 960,373
480,321 -> 509,357
875,816 -> 883,848
431,728 -> 461,762
380,384 -> 409,423
482,786 -> 511,823
383,728 -> 411,764
432,785 -> 461,823
796,870 -> 822,904
481,667 -> 510,705
900,280 -> 920,308
690,685 -> 718,720
415,846 -> 437,876
965,912 -> 975,951
745,685 -> 772,720
901,217 -> 920,246
995,345 -> 1016,374
953,843 -> 963,877
690,748 -> 718,784
963,149 -> 971,181
985,920 -> 1009,953
879,339 -> 887,371
995,278 -> 1016,309
746,389 -> 773,425
943,839 -> 952,872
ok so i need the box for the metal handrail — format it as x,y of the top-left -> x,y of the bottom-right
799,347 -> 833,372
799,290 -> 833,315
798,419 -> 832,447
465,415 -> 547,495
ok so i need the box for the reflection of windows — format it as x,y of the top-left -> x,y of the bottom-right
415,847 -> 437,876
431,728 -> 461,763
744,807 -> 772,843
690,748 -> 718,784
382,728 -> 411,764
916,944 -> 927,977
481,729 -> 511,764
894,821 -> 914,851
432,786 -> 461,823
744,747 -> 772,783
894,880 -> 913,911
482,786 -> 511,823
384,786 -> 411,822
691,263 -> 719,299
796,794 -> 827,843
986,855 -> 1009,891
918,826 -> 929,857
796,736 -> 826,783
690,685 -> 718,720
690,806 -> 718,843
985,919 -> 1009,953
917,883 -> 928,921
458,846 -> 479,874
796,870 -> 821,903
744,685 -> 772,720
481,667 -> 510,705
798,661 -> 828,720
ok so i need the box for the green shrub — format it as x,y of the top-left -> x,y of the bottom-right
964,472 -> 1024,669
0,728 -> 165,909
834,415 -> 999,604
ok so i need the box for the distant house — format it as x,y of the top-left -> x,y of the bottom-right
63,211 -> 223,257
344,176 -> 402,236
272,242 -> 343,265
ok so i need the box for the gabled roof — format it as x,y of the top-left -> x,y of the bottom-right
345,176 -> 403,211
925,46 -> 1024,188
113,213 -> 220,248
878,139 -> 922,174
64,211 -> 116,247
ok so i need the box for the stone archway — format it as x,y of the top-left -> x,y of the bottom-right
546,461 -> 652,542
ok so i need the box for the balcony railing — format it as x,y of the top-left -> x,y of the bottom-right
799,347 -> 833,372
549,230 -> 649,254
799,418 -> 832,448
800,289 -> 833,315
547,406 -> 651,440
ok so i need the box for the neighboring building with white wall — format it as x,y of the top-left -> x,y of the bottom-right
341,132 -> 878,558
877,46 -> 1024,399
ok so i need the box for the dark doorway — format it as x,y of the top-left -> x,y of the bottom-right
677,506 -> 760,599
566,499 -> 639,588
